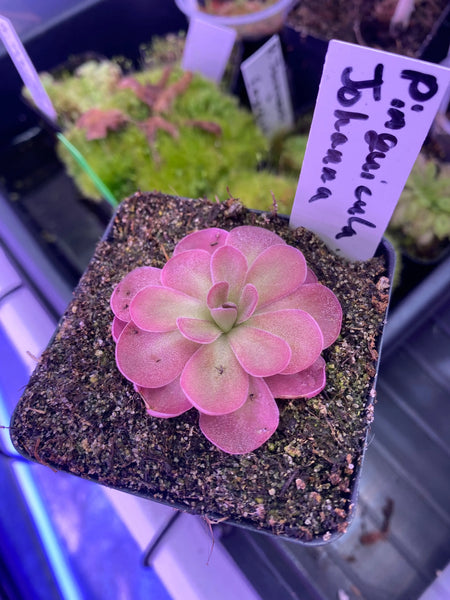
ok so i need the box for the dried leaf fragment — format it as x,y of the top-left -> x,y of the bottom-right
372,275 -> 390,313
139,116 -> 179,146
76,108 -> 129,140
118,66 -> 172,108
153,71 -> 193,113
360,497 -> 394,545
185,120 -> 223,136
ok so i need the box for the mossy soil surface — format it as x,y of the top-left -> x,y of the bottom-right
11,192 -> 391,543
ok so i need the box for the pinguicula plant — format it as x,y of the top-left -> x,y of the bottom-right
110,225 -> 342,454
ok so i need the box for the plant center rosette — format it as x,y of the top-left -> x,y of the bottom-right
110,226 -> 342,454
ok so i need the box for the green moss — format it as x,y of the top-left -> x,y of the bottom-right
277,134 -> 308,176
219,170 -> 298,213
387,154 -> 450,259
58,126 -> 144,201
28,36 -> 318,214
139,32 -> 186,69
38,58 -> 269,204
38,62 -> 147,127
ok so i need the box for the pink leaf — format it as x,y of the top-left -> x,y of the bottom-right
259,284 -> 342,348
111,316 -> 127,342
130,286 -> 206,332
210,304 -> 238,332
248,309 -> 323,374
110,266 -> 161,321
226,225 -> 285,266
228,325 -> 291,377
207,281 -> 229,309
173,228 -> 229,255
136,378 -> 193,418
237,284 -> 258,324
162,249 -> 212,301
177,317 -> 222,343
289,284 -> 342,348
199,377 -> 279,454
211,245 -> 247,302
305,267 -> 318,283
116,325 -> 198,388
180,336 -> 249,415
265,356 -> 326,399
245,245 -> 307,308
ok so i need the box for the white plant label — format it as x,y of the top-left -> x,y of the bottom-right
0,15 -> 57,122
290,39 -> 450,261
182,17 -> 236,84
241,35 -> 294,138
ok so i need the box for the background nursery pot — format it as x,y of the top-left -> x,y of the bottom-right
10,192 -> 394,544
174,0 -> 295,40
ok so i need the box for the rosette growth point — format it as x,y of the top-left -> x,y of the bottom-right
111,226 -> 342,454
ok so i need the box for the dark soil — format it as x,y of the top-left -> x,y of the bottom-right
11,191 -> 391,543
287,0 -> 448,57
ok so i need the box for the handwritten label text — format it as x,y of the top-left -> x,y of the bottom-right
290,40 -> 450,261
241,35 -> 294,138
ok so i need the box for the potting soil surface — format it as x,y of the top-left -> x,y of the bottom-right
288,0 -> 448,57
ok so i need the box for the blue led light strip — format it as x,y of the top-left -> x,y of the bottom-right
0,394 -> 83,600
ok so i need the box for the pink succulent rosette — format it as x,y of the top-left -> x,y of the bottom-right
110,226 -> 342,454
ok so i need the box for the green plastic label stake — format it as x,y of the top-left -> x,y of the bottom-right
56,133 -> 118,208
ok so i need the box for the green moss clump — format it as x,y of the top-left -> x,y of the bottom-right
139,32 -> 187,70
60,125 -> 145,201
277,134 -> 308,176
219,170 -> 298,214
40,59 -> 270,204
387,154 -> 450,260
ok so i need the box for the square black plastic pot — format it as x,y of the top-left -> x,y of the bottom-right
10,192 -> 395,545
